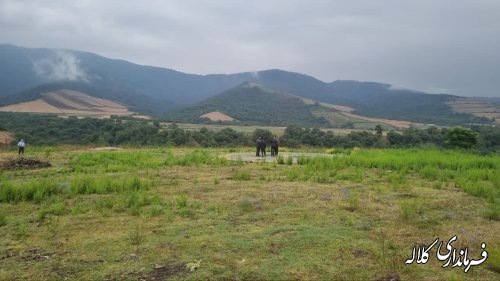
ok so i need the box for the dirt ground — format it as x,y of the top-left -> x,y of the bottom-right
225,152 -> 338,163
0,157 -> 51,170
0,89 -> 135,117
0,131 -> 14,145
200,111 -> 235,121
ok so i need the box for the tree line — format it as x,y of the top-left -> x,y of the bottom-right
0,113 -> 498,152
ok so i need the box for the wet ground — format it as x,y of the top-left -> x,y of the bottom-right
224,152 -> 339,163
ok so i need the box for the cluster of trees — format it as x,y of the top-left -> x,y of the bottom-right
0,113 -> 254,147
0,113 -> 498,152
282,125 -> 499,151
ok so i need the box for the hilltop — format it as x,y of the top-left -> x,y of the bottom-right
165,83 -> 330,127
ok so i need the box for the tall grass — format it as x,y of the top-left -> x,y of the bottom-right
70,151 -> 165,173
0,180 -> 60,203
343,149 -> 499,201
0,176 -> 151,203
70,149 -> 228,173
70,176 -> 149,195
279,148 -> 499,202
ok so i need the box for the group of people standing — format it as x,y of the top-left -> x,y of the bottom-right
256,136 -> 279,157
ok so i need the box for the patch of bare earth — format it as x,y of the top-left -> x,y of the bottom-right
88,147 -> 123,151
0,99 -> 63,113
301,97 -> 355,112
200,111 -> 234,121
0,131 -> 15,145
341,112 -> 413,129
107,262 -> 188,281
0,158 -> 51,170
0,89 -> 143,118
447,98 -> 500,123
299,97 -> 414,129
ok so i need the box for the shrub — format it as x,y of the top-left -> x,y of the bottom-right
347,191 -> 359,211
176,195 -> 188,209
276,155 -> 285,164
95,197 -> 115,212
400,202 -> 416,221
444,127 -> 478,149
71,205 -> 83,215
51,202 -> 66,216
484,204 -> 500,221
0,213 -> 7,227
147,204 -> 164,217
129,225 -> 145,254
487,245 -> 500,273
240,197 -> 252,212
232,170 -> 251,181
37,208 -> 47,221
297,156 -> 308,165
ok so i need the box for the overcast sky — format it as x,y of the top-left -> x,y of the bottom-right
1,0 -> 499,97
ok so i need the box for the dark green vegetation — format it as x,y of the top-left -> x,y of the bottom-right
282,125 -> 500,152
0,148 -> 499,280
164,83 -> 330,127
0,44 -> 493,125
1,113 -> 499,152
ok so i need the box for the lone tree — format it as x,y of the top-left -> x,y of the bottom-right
444,127 -> 478,149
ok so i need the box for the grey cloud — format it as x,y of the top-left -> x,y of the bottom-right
0,0 -> 499,96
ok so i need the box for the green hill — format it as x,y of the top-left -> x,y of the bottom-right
0,44 -> 493,125
164,83 -> 330,127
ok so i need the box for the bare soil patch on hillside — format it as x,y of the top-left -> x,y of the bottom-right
0,99 -> 63,113
301,97 -> 355,112
0,89 -> 137,118
447,98 -> 500,123
200,111 -> 235,121
299,97 -> 414,129
0,131 -> 15,145
341,112 -> 413,129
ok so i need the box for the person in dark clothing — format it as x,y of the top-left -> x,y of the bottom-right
256,137 -> 262,156
270,136 -> 279,156
260,138 -> 267,157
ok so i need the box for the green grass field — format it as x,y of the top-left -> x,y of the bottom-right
0,147 -> 499,280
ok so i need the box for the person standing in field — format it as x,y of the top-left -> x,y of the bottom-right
260,137 -> 267,157
256,137 -> 262,156
17,139 -> 25,155
270,136 -> 279,156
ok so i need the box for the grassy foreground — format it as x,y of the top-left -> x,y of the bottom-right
0,147 -> 499,280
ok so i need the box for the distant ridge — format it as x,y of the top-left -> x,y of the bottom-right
0,44 -> 494,125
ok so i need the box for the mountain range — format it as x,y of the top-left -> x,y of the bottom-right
0,44 -> 497,126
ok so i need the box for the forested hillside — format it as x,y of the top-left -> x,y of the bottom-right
0,44 -> 493,125
164,83 -> 331,127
